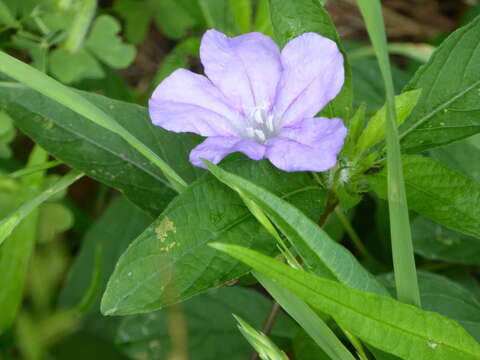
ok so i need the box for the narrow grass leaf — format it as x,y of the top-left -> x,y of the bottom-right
0,52 -> 187,192
355,0 -> 421,307
0,170 -> 83,247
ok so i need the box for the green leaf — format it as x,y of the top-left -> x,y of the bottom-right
101,157 -> 326,315
0,0 -> 20,28
204,161 -> 388,296
356,89 -> 421,156
59,196 -> 153,340
116,287 -> 295,360
152,0 -> 197,39
254,0 -> 274,36
400,15 -> 480,153
0,170 -> 82,247
0,83 -> 201,215
49,48 -> 104,84
367,155 -> 480,240
211,243 -> 480,360
38,203 -> 74,243
63,0 -> 97,52
269,0 -> 352,120
255,272 -> 356,360
381,271 -> 480,341
350,57 -> 411,114
0,51 -> 188,192
235,314 -> 289,360
0,146 -> 47,333
152,37 -> 200,87
229,0 -> 252,33
85,15 -> 137,69
412,216 -> 480,266
113,0 -> 152,44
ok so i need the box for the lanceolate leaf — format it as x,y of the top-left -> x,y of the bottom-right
205,161 -> 388,296
400,15 -> 480,153
269,0 -> 353,120
211,243 -> 480,360
367,155 -> 480,240
0,83 -> 202,215
101,157 -> 326,315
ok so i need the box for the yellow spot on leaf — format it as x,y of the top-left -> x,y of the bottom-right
155,217 -> 176,243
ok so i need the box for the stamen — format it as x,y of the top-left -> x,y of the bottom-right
254,129 -> 266,142
266,115 -> 274,132
254,109 -> 264,124
246,127 -> 255,138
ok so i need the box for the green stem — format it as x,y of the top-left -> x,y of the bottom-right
355,0 -> 421,307
334,206 -> 371,259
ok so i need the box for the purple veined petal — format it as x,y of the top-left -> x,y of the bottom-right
274,33 -> 345,127
189,136 -> 266,168
265,117 -> 347,172
149,69 -> 239,136
200,30 -> 282,113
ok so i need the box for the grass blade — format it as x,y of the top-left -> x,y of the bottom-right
255,272 -> 356,360
354,0 -> 421,307
0,51 -> 187,193
211,243 -> 480,360
0,170 -> 83,247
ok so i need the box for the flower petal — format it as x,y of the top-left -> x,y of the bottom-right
149,69 -> 238,136
189,136 -> 265,168
274,33 -> 345,126
266,117 -> 347,172
200,30 -> 282,112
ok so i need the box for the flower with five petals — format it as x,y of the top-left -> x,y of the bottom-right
149,30 -> 347,172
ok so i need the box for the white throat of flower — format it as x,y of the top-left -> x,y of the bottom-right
243,104 -> 278,144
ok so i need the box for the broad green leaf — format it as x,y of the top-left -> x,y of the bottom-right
152,0 -> 197,39
101,157 -> 326,315
0,51 -> 188,192
381,271 -> 480,341
197,0 -> 236,34
367,155 -> 480,240
269,0 -> 353,120
211,243 -> 480,360
0,170 -> 82,247
235,314 -> 289,360
254,0 -> 274,37
350,57 -> 411,113
356,89 -> 421,156
293,330 -> 330,360
116,287 -> 295,360
0,83 -> 202,215
429,140 -> 480,182
49,48 -> 104,84
85,15 -> 137,69
229,0 -> 252,33
400,15 -> 480,153
113,0 -> 152,44
412,216 -> 480,266
256,272 -> 355,360
59,196 -> 153,340
205,161 -> 388,296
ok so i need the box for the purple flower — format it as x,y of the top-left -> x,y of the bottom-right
149,30 -> 347,172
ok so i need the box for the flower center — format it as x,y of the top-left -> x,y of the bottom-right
244,105 -> 278,144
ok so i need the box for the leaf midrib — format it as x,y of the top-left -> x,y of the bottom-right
262,257 -> 480,357
106,183 -> 322,313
